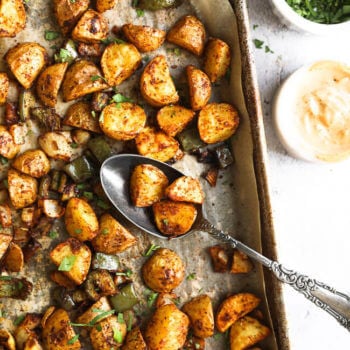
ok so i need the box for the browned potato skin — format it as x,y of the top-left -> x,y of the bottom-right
78,42 -> 104,57
142,248 -> 185,292
122,24 -> 166,52
153,200 -> 197,237
0,126 -> 20,159
155,292 -> 178,308
72,9 -> 109,44
130,164 -> 169,207
230,250 -> 254,274
0,329 -> 16,350
204,38 -> 231,83
121,326 -> 147,350
12,149 -> 50,178
198,103 -> 240,144
208,245 -> 229,272
36,62 -> 68,107
0,0 -> 26,37
50,271 -> 77,289
3,242 -> 24,272
187,65 -> 211,111
65,197 -> 99,241
144,304 -> 189,350
167,15 -> 206,56
62,60 -> 109,101
92,213 -> 137,254
0,233 -> 12,260
165,176 -> 204,204
5,42 -> 48,89
76,296 -> 111,325
0,73 -> 9,105
39,131 -> 76,161
96,0 -> 117,12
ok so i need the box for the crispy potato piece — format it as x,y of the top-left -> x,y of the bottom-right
14,314 -> 41,350
0,329 -> 16,350
208,245 -> 229,272
62,60 -> 109,101
0,73 -> 9,105
231,250 -> 254,274
135,127 -> 180,162
0,204 -> 12,227
78,42 -> 104,57
121,326 -> 147,350
0,0 -> 26,37
50,238 -> 91,285
156,105 -> 195,137
101,43 -> 141,86
64,101 -> 101,133
0,233 -> 12,260
187,65 -> 211,111
155,292 -> 178,308
50,271 -> 77,289
165,176 -> 204,204
96,0 -> 117,12
23,335 -> 42,350
167,15 -> 206,56
4,242 -> 24,272
8,169 -> 38,209
130,164 -> 169,207
65,197 -> 99,241
5,43 -> 47,89
0,125 -> 20,159
198,103 -> 240,144
99,103 -> 146,140
9,123 -> 27,145
144,304 -> 189,350
229,316 -> 270,350
140,55 -> 179,107
41,199 -> 65,218
12,149 -> 50,178
76,296 -> 111,325
204,38 -> 231,83
92,213 -> 137,254
122,24 -> 166,52
72,9 -> 109,44
153,200 -> 197,237
36,62 -> 68,107
216,293 -> 261,332
142,248 -> 185,292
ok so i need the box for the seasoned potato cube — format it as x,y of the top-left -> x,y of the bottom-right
78,42 -> 104,57
0,73 -> 9,105
198,103 -> 240,144
0,204 -> 12,227
229,316 -> 270,350
99,103 -> 146,140
0,126 -> 20,159
92,213 -> 137,254
231,250 -> 254,274
0,233 -> 12,260
101,43 -> 142,86
216,293 -> 261,332
156,105 -> 195,137
135,127 -> 180,162
76,296 -> 112,325
165,176 -> 204,204
41,199 -> 65,218
65,197 -> 99,241
62,60 -> 109,101
122,326 -> 147,350
50,271 -> 77,289
122,24 -> 166,52
153,200 -> 197,237
8,169 -> 38,209
3,242 -> 24,272
155,292 -> 178,308
204,38 -> 231,83
72,9 -> 109,43
187,65 -> 211,111
9,123 -> 27,145
167,15 -> 206,56
50,237 -> 91,285
96,0 -> 117,12
0,329 -> 16,350
182,294 -> 214,338
130,164 -> 169,207
140,55 -> 179,107
208,245 -> 229,272
38,131 -> 74,161
12,149 -> 50,178
14,314 -> 41,349
5,43 -> 47,89
0,0 -> 26,37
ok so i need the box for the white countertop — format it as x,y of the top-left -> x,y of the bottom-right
247,1 -> 350,349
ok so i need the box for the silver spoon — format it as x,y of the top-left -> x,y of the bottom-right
100,153 -> 350,331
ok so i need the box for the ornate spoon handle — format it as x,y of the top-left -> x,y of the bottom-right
198,219 -> 350,331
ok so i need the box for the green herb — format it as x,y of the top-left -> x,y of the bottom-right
111,93 -> 133,106
0,276 -> 12,281
58,255 -> 76,271
147,291 -> 158,308
101,37 -> 125,45
186,272 -> 196,280
91,111 -> 96,118
162,218 -> 169,226
143,244 -> 160,256
101,228 -> 109,235
54,48 -> 72,63
143,55 -> 150,63
83,191 -> 94,200
136,8 -> 145,17
67,334 -> 79,345
0,156 -> 8,165
45,30 -> 60,41
117,313 -> 124,324
96,199 -> 110,209
14,315 -> 25,326
265,45 -> 274,53
75,228 -> 82,235
70,310 -> 116,327
253,39 -> 264,49
70,0 -> 76,3
213,333 -> 222,340
166,47 -> 181,56
253,24 -> 259,30
77,184 -> 86,190
95,324 -> 102,331
48,231 -> 59,239
115,269 -> 133,277
70,142 -> 78,149
127,314 -> 133,331
91,75 -> 107,83
113,327 -> 123,343
0,309 -> 6,318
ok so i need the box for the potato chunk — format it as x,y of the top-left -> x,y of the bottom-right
122,326 -> 147,350
187,65 -> 211,111
198,103 -> 240,144
122,24 -> 166,52
140,55 -> 179,107
167,15 -> 206,56
5,43 -> 47,89
101,43 -> 142,86
76,297 -> 111,325
3,242 -> 24,272
0,0 -> 26,37
130,164 -> 169,207
165,176 -> 204,204
12,149 -> 50,178
99,103 -> 146,140
0,126 -> 20,159
0,73 -> 9,105
0,329 -> 16,350
96,0 -> 117,12
0,233 -> 12,260
231,250 -> 254,274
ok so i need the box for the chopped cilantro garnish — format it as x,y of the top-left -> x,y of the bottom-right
143,244 -> 160,256
58,255 -> 76,271
253,39 -> 264,49
67,334 -> 79,345
44,30 -> 60,41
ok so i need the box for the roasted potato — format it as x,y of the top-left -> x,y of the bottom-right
76,296 -> 112,325
50,271 -> 77,289
153,200 -> 197,237
142,248 -> 185,292
96,0 -> 117,12
36,62 -> 68,107
165,176 -> 204,204
14,313 -> 41,350
50,237 -> 92,285
5,43 -> 47,89
78,42 -> 104,57
122,24 -> 166,52
231,250 -> 254,274
0,233 -> 12,260
3,242 -> 24,272
156,105 -> 195,137
65,197 -> 99,241
167,15 -> 206,56
0,0 -> 26,37
216,293 -> 261,332
99,102 -> 146,140
0,72 -> 9,105
12,149 -> 50,178
62,60 -> 109,101
0,126 -> 20,159
92,213 -> 137,254
229,316 -> 270,350
41,199 -> 65,219
135,127 -> 180,162
155,292 -> 178,308
121,326 -> 147,350
198,103 -> 240,144
140,55 -> 179,107
8,169 -> 38,209
9,123 -> 27,145
72,9 -> 109,44
130,164 -> 169,207
187,65 -> 211,111
0,329 -> 16,350
208,245 -> 229,272
204,38 -> 231,83
0,204 -> 12,227
144,304 -> 189,350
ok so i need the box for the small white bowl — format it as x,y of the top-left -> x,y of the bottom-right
269,0 -> 350,35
